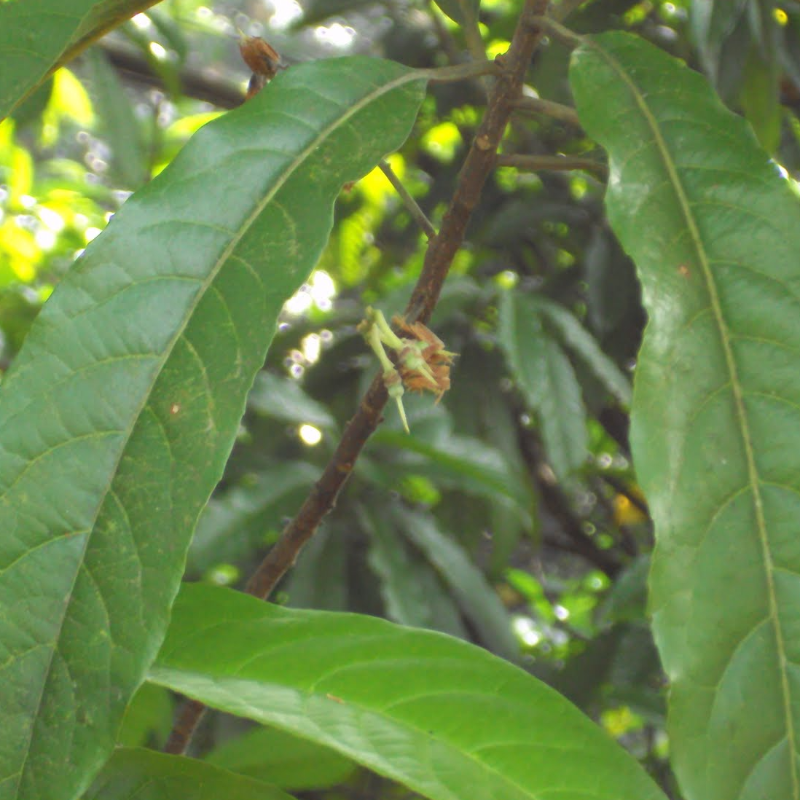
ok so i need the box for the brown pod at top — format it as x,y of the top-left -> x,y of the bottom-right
239,36 -> 282,80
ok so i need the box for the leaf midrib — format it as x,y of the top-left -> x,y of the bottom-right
592,39 -> 798,796
12,63 -> 426,798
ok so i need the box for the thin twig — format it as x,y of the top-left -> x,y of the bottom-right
165,0 -> 553,756
497,153 -> 607,178
529,15 -> 584,48
512,95 -> 581,127
379,160 -> 437,240
424,60 -> 502,82
456,0 -> 491,97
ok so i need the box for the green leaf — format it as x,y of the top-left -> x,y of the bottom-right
247,371 -> 337,430
85,748 -> 295,800
360,501 -> 468,639
534,296 -> 632,405
205,725 -> 357,790
498,291 -> 588,481
570,31 -> 800,800
116,684 -> 173,749
86,48 -> 149,188
690,0 -> 749,83
150,583 -> 666,800
0,58 -> 426,800
370,428 -> 533,517
396,506 -> 520,661
284,524 -> 349,611
739,44 -> 781,154
0,0 -> 161,121
188,462 -> 319,577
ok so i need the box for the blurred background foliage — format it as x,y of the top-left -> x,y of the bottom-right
1,0 -> 797,797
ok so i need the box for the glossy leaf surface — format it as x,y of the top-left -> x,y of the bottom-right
0,58 -> 425,800
0,0 -> 160,121
150,583 -> 666,800
85,749 -> 294,800
571,31 -> 800,800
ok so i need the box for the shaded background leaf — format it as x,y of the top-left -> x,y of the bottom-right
0,0 -> 161,121
85,749 -> 295,800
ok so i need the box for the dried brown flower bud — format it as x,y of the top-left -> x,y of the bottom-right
239,36 -> 281,80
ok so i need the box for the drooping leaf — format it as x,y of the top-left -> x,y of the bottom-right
85,748 -> 295,800
205,725 -> 357,790
0,58 -> 426,800
370,428 -> 533,517
0,0 -> 162,121
498,290 -> 588,481
739,44 -> 781,154
284,524 -> 348,611
150,583 -> 667,800
187,462 -> 319,577
86,48 -> 149,188
116,684 -> 173,749
360,501 -> 468,639
247,371 -> 337,430
571,31 -> 800,800
396,506 -> 520,661
534,295 -> 631,405
690,0 -> 749,83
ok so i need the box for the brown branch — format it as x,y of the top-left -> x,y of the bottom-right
529,15 -> 583,48
496,153 -> 607,179
165,0 -> 552,756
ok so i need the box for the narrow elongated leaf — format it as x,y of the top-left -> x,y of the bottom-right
150,583 -> 666,800
85,748 -> 295,800
534,296 -> 631,405
87,48 -> 148,188
188,462 -> 319,576
247,372 -> 337,430
499,291 -> 587,481
571,31 -> 800,800
690,0 -> 748,82
371,429 -> 533,516
0,0 -> 160,121
0,58 -> 425,800
397,506 -> 520,661
360,502 -> 468,638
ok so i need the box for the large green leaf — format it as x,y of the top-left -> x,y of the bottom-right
0,58 -> 426,800
570,31 -> 800,800
0,0 -> 161,121
150,583 -> 666,800
85,748 -> 295,800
